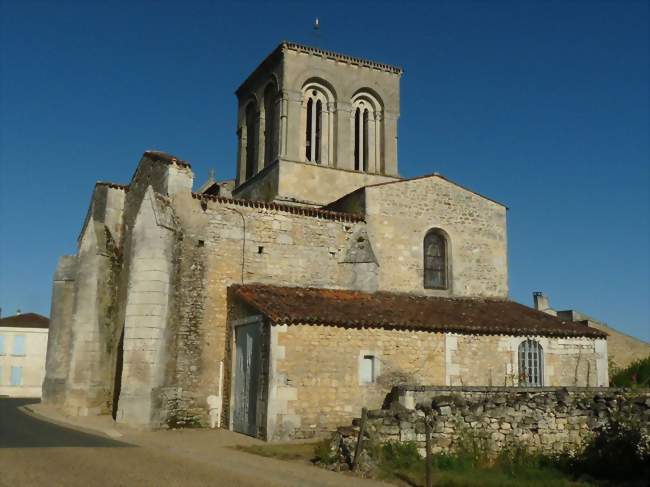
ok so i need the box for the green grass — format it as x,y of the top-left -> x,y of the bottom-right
235,441 -> 321,462
610,355 -> 650,387
371,441 -> 592,487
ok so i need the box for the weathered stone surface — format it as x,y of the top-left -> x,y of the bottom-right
327,387 -> 650,465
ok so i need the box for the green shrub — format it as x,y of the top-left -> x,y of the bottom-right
380,441 -> 422,470
313,439 -> 337,465
561,419 -> 650,483
610,355 -> 650,387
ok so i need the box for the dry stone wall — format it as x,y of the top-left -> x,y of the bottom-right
331,386 -> 650,463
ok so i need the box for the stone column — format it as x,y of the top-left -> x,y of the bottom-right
284,89 -> 303,162
383,111 -> 399,176
336,101 -> 354,170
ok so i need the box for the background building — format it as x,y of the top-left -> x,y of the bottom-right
0,312 -> 49,397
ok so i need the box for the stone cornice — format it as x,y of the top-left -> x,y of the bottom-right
282,42 -> 403,75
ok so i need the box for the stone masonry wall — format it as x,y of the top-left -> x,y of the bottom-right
267,324 -> 446,441
332,386 -> 650,461
447,334 -> 608,388
166,195 -> 370,428
365,176 -> 508,299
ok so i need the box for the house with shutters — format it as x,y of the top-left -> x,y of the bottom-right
43,42 -> 608,441
0,312 -> 49,397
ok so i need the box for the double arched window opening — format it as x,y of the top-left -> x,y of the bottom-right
352,93 -> 381,173
302,83 -> 334,166
424,229 -> 449,290
518,339 -> 544,386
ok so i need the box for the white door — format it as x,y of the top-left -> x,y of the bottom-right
233,322 -> 261,436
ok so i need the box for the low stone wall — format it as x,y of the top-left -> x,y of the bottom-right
329,386 -> 650,466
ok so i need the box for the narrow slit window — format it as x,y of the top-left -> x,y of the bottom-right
354,108 -> 361,170
305,98 -> 313,161
315,100 -> 322,163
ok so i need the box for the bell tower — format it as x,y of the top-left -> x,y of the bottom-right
233,42 -> 403,206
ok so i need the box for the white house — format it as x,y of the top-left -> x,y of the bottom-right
0,312 -> 49,397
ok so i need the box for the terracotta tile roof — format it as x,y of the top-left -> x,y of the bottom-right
232,284 -> 607,339
0,313 -> 49,329
192,193 -> 365,223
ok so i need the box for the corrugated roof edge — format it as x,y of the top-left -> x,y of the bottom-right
193,193 -> 365,223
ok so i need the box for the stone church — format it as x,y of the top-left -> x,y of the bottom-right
43,42 -> 608,441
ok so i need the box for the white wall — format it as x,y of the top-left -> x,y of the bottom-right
0,326 -> 49,397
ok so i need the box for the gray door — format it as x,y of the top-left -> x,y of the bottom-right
233,322 -> 261,436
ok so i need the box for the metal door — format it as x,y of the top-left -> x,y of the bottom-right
233,322 -> 261,436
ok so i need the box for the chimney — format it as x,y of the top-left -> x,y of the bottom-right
533,292 -> 556,316
16,308 -> 21,315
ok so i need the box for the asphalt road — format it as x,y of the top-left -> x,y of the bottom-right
0,398 -> 127,448
0,398 -> 386,487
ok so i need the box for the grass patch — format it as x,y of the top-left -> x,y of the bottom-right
370,441 -> 592,487
235,441 -> 322,462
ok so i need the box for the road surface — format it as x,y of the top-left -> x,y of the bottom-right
0,398 -> 385,487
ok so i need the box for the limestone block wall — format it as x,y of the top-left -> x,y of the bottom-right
281,44 -> 401,174
233,160 -> 399,206
166,196 -> 371,427
275,160 -> 399,206
331,387 -> 650,459
266,324 -> 446,441
365,176 -> 508,298
446,335 -> 608,387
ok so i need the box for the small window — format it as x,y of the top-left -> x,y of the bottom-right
360,355 -> 377,384
13,335 -> 25,356
10,366 -> 22,386
424,229 -> 448,289
518,339 -> 544,387
0,335 -> 5,355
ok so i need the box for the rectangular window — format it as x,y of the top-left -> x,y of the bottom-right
360,355 -> 376,384
10,366 -> 23,386
13,335 -> 25,356
0,335 -> 5,355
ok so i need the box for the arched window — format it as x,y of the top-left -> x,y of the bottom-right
518,339 -> 544,386
263,83 -> 278,167
424,229 -> 448,289
245,102 -> 258,180
302,82 -> 334,165
352,92 -> 382,173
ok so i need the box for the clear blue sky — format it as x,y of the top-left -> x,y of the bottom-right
1,0 -> 648,341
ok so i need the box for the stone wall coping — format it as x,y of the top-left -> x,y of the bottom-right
192,192 -> 365,223
394,385 -> 649,394
95,181 -> 129,192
